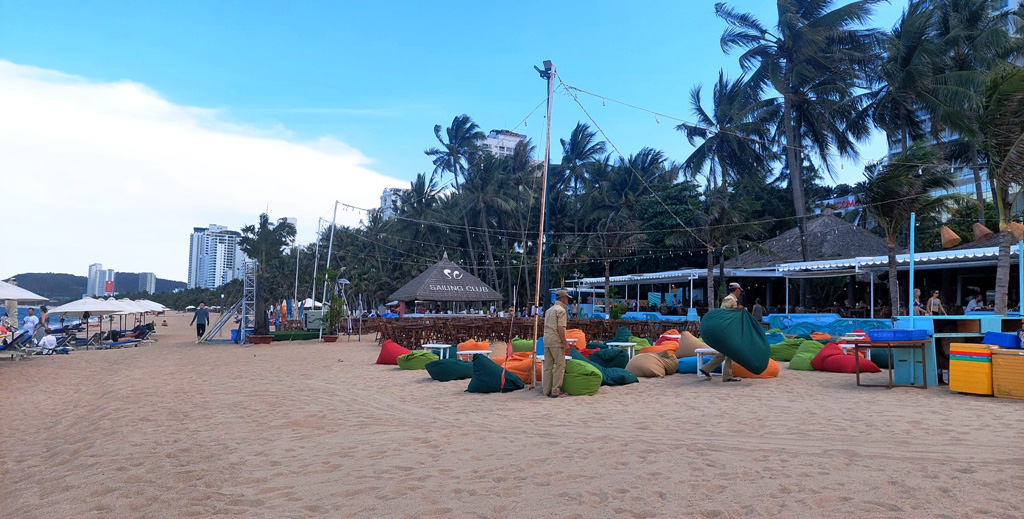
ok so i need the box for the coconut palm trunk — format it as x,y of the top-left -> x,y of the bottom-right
887,239 -> 900,315
604,260 -> 612,313
995,230 -> 1013,314
970,146 -> 986,224
706,246 -> 716,311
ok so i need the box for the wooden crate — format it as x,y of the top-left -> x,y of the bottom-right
992,348 -> 1024,400
949,343 -> 993,396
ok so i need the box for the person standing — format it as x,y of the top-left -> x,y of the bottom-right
190,303 -> 211,340
20,307 -> 40,340
700,283 -> 743,382
751,298 -> 765,323
926,290 -> 947,316
543,289 -> 571,398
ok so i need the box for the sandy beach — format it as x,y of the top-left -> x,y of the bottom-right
1,313 -> 1022,518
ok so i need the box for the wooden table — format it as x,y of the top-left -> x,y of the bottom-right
852,340 -> 929,389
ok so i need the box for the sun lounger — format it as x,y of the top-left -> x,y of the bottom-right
1,331 -> 33,360
72,332 -> 103,349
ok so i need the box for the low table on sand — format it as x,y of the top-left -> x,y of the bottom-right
851,340 -> 929,389
606,342 -> 636,359
694,347 -> 720,376
456,350 -> 491,361
421,343 -> 453,359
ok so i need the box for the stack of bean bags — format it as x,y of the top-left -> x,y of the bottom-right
561,360 -> 603,395
639,334 -> 678,355
732,358 -> 781,378
770,338 -> 804,362
569,348 -> 638,386
589,347 -> 629,369
811,343 -> 881,373
425,359 -> 474,381
674,332 -> 705,357
375,340 -> 411,365
788,340 -> 825,370
396,350 -> 439,370
466,355 -> 524,393
625,351 -> 678,378
489,352 -> 541,382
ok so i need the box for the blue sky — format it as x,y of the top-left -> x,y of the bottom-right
0,1 -> 908,280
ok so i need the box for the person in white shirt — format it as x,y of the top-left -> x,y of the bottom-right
966,295 -> 983,312
37,334 -> 58,354
21,308 -> 40,338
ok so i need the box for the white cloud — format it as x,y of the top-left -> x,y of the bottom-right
0,61 -> 407,282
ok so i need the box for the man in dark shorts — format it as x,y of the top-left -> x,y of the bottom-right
190,303 -> 211,339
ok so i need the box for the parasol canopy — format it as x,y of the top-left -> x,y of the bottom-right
389,252 -> 501,302
0,280 -> 48,302
47,297 -> 124,317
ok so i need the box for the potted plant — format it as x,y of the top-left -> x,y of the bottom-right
321,300 -> 347,342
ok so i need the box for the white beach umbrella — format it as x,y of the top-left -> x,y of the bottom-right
136,299 -> 167,312
47,297 -> 123,317
0,280 -> 48,302
301,298 -> 323,309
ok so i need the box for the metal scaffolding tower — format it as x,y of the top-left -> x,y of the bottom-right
240,259 -> 257,345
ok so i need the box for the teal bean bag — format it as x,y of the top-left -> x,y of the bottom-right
589,347 -> 629,369
870,348 -> 891,369
511,337 -> 535,353
770,338 -> 804,362
561,360 -> 602,396
397,350 -> 439,370
569,348 -> 638,386
612,326 -> 632,342
765,332 -> 785,345
699,309 -> 771,375
587,341 -> 607,350
425,359 -> 473,381
788,340 -> 826,370
466,354 -> 524,393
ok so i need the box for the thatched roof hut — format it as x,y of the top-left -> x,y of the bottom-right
727,214 -> 891,268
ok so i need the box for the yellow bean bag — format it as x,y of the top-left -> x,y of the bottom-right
675,332 -> 705,357
733,358 -> 781,378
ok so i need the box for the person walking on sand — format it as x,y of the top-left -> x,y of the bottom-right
751,298 -> 765,323
190,303 -> 211,340
543,289 -> 572,398
700,283 -> 743,382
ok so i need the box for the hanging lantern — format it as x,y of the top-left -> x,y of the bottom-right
940,226 -> 961,249
973,223 -> 994,242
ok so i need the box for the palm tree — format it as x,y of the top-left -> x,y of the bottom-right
560,123 -> 606,235
239,213 -> 296,335
861,145 -> 959,313
864,1 -> 976,151
933,0 -> 1021,223
461,153 -> 515,294
715,0 -> 882,273
424,114 -> 485,275
678,71 -> 779,189
977,65 -> 1024,314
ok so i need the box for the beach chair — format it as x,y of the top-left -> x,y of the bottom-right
1,331 -> 32,360
73,332 -> 104,350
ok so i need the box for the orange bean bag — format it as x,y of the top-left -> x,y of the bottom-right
810,332 -> 832,342
638,340 -> 678,355
489,352 -> 541,382
458,339 -> 491,352
732,358 -> 781,378
565,329 -> 587,350
375,340 -> 411,365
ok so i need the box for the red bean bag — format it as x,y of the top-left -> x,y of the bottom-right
579,347 -> 598,359
811,343 -> 844,371
823,353 -> 881,373
733,358 -> 781,378
376,340 -> 411,365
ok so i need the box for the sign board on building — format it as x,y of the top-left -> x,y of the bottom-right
105,280 -> 114,294
818,195 -> 859,214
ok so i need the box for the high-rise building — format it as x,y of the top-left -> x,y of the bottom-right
379,188 -> 406,218
85,263 -> 116,297
480,129 -> 527,157
138,272 -> 156,294
187,225 -> 246,289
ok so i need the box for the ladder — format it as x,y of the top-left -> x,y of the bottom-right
199,298 -> 243,343
240,260 -> 257,344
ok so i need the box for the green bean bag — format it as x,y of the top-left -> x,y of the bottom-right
425,359 -> 473,381
397,350 -> 439,370
699,309 -> 771,375
511,337 -> 535,353
628,336 -> 652,348
466,354 -> 524,393
569,348 -> 638,386
562,360 -> 602,396
788,340 -> 826,371
589,347 -> 629,369
770,338 -> 804,362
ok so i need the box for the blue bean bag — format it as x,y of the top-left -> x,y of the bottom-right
425,359 -> 473,381
676,356 -> 722,374
700,309 -> 771,375
466,354 -> 524,393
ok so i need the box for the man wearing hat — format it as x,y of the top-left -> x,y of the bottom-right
543,289 -> 572,398
700,282 -> 744,382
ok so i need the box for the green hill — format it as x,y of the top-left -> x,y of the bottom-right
8,272 -> 185,302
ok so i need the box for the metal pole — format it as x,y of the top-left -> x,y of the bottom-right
293,245 -> 300,312
311,218 -> 324,310
530,60 -> 555,390
870,273 -> 875,319
1018,240 -> 1023,313
785,277 -> 790,315
319,203 -> 339,341
909,212 -> 916,326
